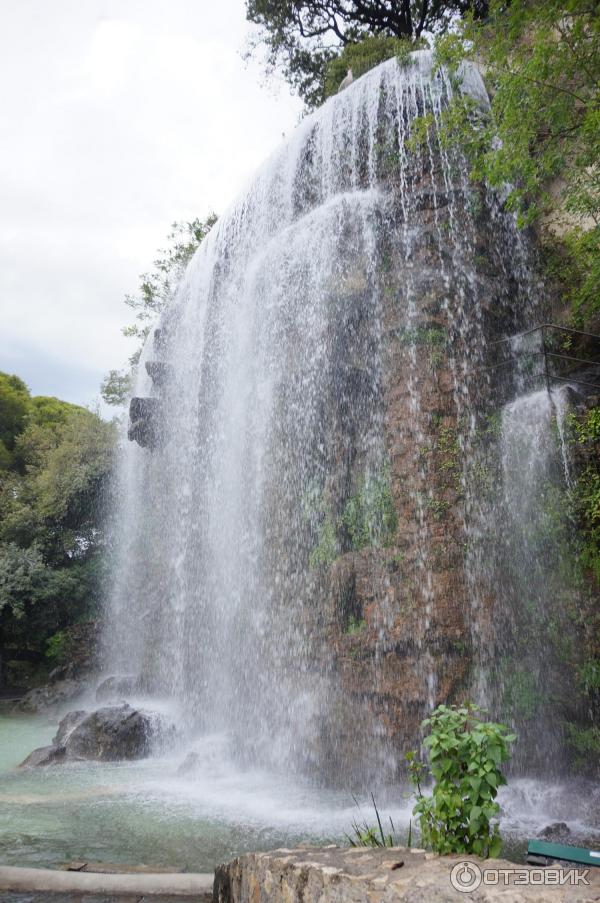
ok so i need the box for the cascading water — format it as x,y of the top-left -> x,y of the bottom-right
484,383 -> 582,773
2,53 -> 599,878
104,51 -> 584,793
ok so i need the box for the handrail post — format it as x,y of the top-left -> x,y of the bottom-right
542,326 -> 551,394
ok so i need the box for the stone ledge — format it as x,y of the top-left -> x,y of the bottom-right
0,865 -> 213,899
214,845 -> 600,901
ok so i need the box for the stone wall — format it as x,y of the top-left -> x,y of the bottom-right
214,846 -> 600,902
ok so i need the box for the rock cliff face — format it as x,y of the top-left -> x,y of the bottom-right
294,173 -> 539,772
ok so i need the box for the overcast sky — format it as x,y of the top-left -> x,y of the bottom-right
0,0 -> 302,410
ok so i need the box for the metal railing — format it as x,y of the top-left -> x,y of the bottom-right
487,323 -> 600,394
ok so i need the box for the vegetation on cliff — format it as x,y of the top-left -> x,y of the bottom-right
429,0 -> 600,330
101,215 -> 217,408
248,0 -> 598,329
0,373 -> 115,688
563,405 -> 600,765
245,0 -> 491,108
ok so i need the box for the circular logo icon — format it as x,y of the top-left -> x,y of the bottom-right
450,861 -> 482,893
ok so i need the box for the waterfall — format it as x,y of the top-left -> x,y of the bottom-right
104,51 -> 552,787
488,385 -> 579,772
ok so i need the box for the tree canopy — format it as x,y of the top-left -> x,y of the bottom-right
426,0 -> 599,324
245,0 -> 490,106
0,373 -> 115,686
122,216 -> 217,363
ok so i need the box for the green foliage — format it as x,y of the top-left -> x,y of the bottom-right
345,615 -> 366,634
342,467 -> 398,550
499,661 -> 540,721
0,373 -> 31,467
122,216 -> 217,365
245,1 -> 490,108
2,410 -> 115,555
578,658 -> 600,695
308,513 -> 339,568
569,408 -> 600,584
346,795 -> 399,848
306,465 -> 397,568
323,35 -> 416,100
435,1 -> 600,222
421,1 -> 600,325
0,373 -> 115,686
0,543 -> 46,621
565,723 -> 600,771
397,325 -> 446,347
407,703 -> 515,858
435,426 -> 462,491
100,369 -> 133,407
545,226 -> 600,325
426,497 -> 449,520
45,629 -> 71,663
29,396 -> 85,431
574,406 -> 600,445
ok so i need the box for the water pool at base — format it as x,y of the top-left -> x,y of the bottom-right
1,713 -> 598,872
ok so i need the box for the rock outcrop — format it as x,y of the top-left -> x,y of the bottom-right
128,397 -> 163,449
15,678 -> 86,716
14,620 -> 98,715
19,704 -> 174,766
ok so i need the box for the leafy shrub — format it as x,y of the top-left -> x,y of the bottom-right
407,703 -> 515,858
46,629 -> 70,663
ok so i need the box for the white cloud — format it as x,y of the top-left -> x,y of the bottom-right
0,0 -> 302,408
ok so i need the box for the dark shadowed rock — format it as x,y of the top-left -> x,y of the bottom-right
128,397 -> 163,449
95,675 -> 140,703
145,360 -> 174,388
65,705 -> 157,760
19,704 -> 175,766
538,821 -> 572,842
19,745 -> 67,767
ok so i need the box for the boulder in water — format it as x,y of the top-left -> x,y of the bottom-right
65,704 -> 158,761
538,821 -> 572,842
53,709 -> 88,746
19,704 -> 174,766
19,744 -> 67,768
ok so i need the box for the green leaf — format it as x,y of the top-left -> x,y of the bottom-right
489,836 -> 502,859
